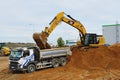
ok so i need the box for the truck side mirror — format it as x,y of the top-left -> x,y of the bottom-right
23,50 -> 30,57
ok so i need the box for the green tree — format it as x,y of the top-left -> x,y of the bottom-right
57,37 -> 65,47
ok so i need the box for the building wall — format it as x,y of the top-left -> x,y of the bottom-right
102,24 -> 120,45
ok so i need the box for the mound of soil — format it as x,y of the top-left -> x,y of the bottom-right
67,45 -> 120,70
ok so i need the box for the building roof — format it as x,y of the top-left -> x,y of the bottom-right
102,24 -> 120,27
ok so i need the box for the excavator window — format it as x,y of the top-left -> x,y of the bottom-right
84,34 -> 89,46
84,34 -> 97,46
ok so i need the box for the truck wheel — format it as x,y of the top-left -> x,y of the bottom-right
59,57 -> 67,66
27,64 -> 36,73
52,58 -> 59,68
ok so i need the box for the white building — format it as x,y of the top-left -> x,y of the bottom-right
102,24 -> 120,45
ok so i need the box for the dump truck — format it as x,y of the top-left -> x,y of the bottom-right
9,47 -> 71,73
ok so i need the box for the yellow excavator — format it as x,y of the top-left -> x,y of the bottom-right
0,43 -> 11,56
33,12 -> 105,49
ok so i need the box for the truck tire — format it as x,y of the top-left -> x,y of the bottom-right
59,57 -> 67,66
51,58 -> 59,68
27,64 -> 36,73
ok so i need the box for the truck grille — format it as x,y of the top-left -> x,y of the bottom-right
10,58 -> 20,61
10,62 -> 19,67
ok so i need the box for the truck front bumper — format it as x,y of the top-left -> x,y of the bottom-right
9,62 -> 26,71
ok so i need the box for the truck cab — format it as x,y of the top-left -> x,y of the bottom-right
9,47 -> 35,72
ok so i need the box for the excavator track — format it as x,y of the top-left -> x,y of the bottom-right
33,32 -> 51,49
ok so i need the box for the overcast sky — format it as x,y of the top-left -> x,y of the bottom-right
0,0 -> 120,44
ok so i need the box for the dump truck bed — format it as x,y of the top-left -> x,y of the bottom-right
40,47 -> 70,52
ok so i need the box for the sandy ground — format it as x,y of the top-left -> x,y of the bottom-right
0,57 -> 9,72
0,46 -> 120,80
0,65 -> 120,80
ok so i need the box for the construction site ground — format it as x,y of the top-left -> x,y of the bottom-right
0,44 -> 120,80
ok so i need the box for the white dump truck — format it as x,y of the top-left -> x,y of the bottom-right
9,47 -> 71,73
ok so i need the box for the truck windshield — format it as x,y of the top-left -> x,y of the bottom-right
10,50 -> 22,58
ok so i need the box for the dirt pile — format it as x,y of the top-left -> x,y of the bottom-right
67,45 -> 120,70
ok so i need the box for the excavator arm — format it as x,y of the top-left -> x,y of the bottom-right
45,12 -> 86,37
33,12 -> 87,49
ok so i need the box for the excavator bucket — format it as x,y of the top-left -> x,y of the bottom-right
33,32 -> 51,49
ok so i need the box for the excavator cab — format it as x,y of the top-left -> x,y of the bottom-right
84,33 -> 105,47
84,34 -> 97,45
